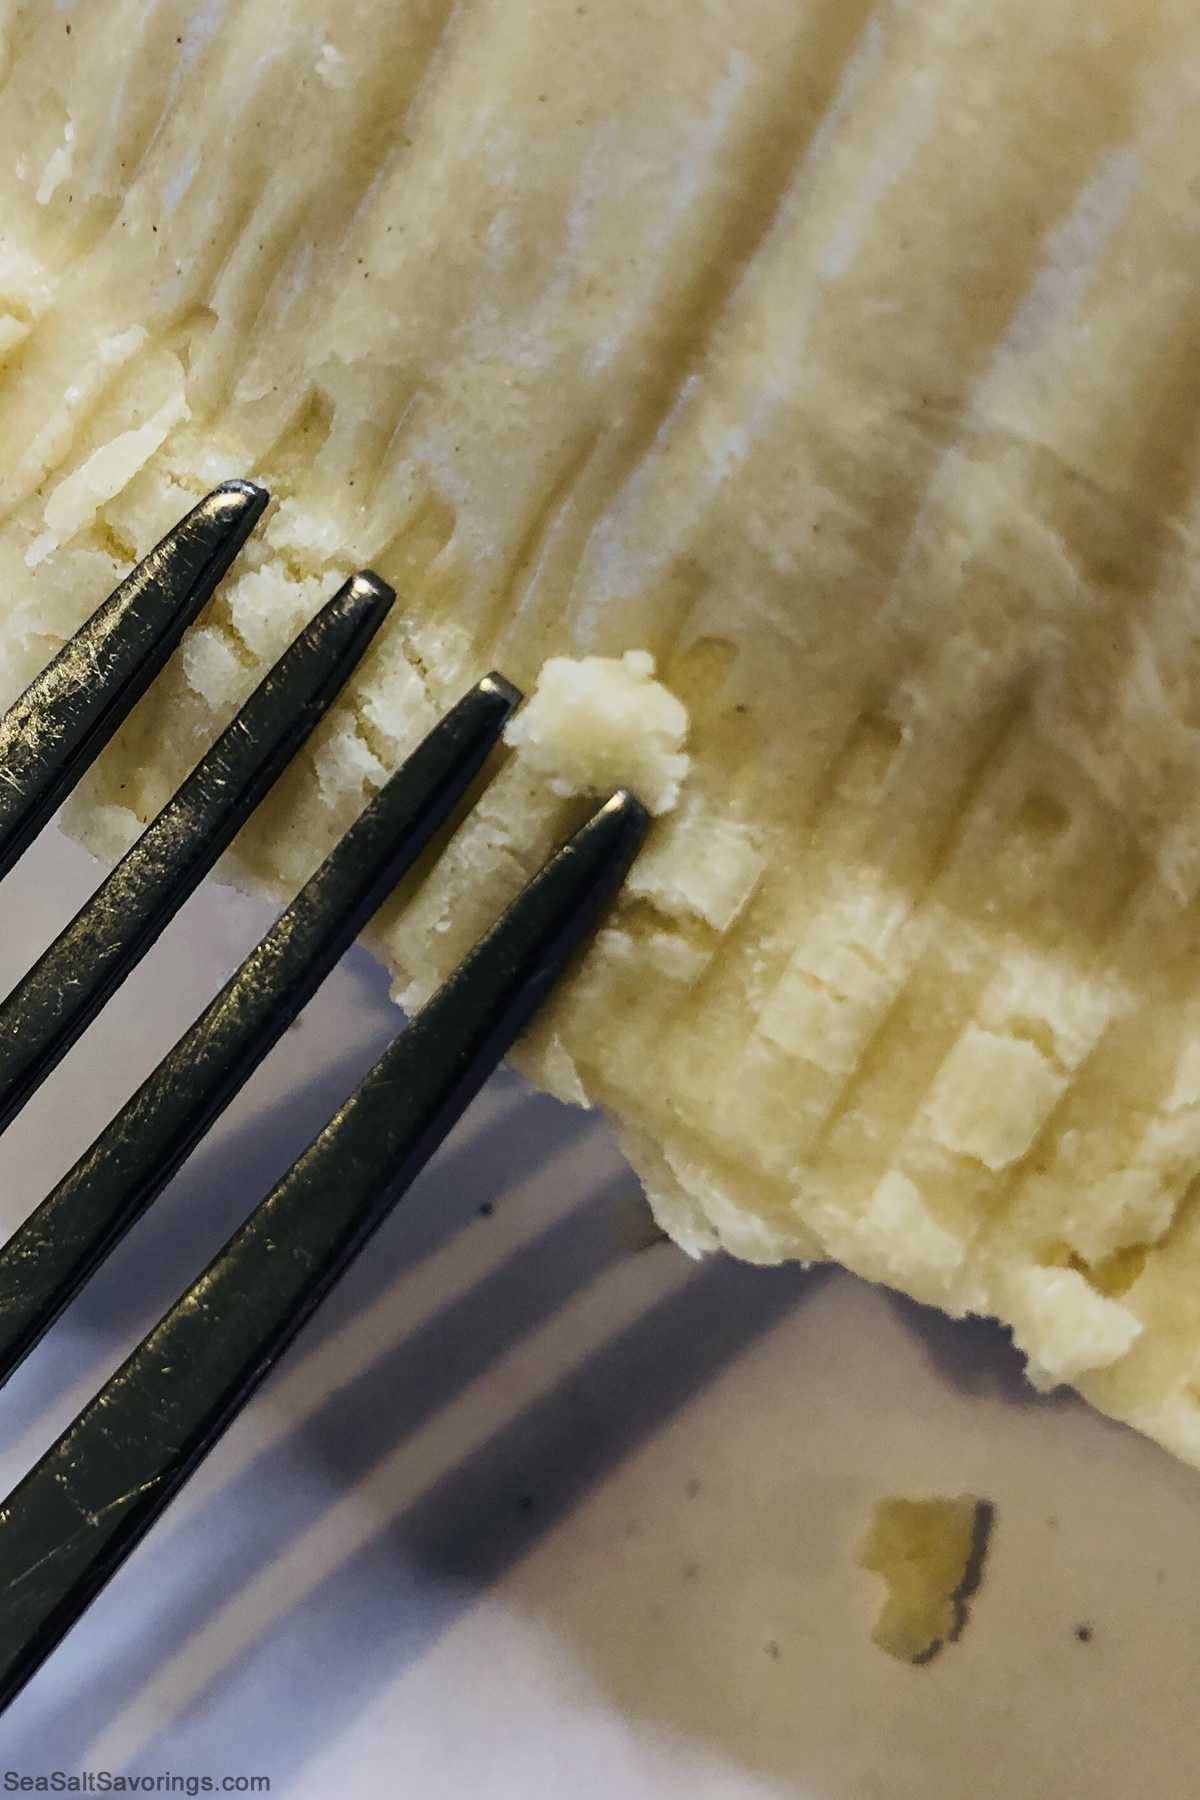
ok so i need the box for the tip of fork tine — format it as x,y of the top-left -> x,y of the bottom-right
594,788 -> 652,839
538,787 -> 650,906
586,789 -> 652,875
157,479 -> 270,592
209,476 -> 270,511
338,569 -> 397,622
480,670 -> 524,712
196,479 -> 270,540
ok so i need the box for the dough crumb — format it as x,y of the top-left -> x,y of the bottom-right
503,650 -> 690,814
861,1495 -> 994,1664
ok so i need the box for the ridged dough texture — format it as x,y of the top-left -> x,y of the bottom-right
1,0 -> 1199,1461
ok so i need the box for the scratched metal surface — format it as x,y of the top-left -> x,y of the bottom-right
0,821 -> 1197,1797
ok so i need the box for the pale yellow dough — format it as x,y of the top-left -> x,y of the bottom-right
1,0 -> 1200,1463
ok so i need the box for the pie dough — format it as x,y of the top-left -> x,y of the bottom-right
0,0 -> 1199,1464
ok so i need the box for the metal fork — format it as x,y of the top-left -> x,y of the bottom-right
0,482 -> 648,1713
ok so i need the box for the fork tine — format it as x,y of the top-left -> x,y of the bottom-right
0,673 -> 521,1385
0,789 -> 648,1713
0,480 -> 267,884
0,569 -> 396,1138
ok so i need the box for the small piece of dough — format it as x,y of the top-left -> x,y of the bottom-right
861,1496 -> 995,1664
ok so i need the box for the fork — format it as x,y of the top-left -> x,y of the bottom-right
0,482 -> 648,1713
